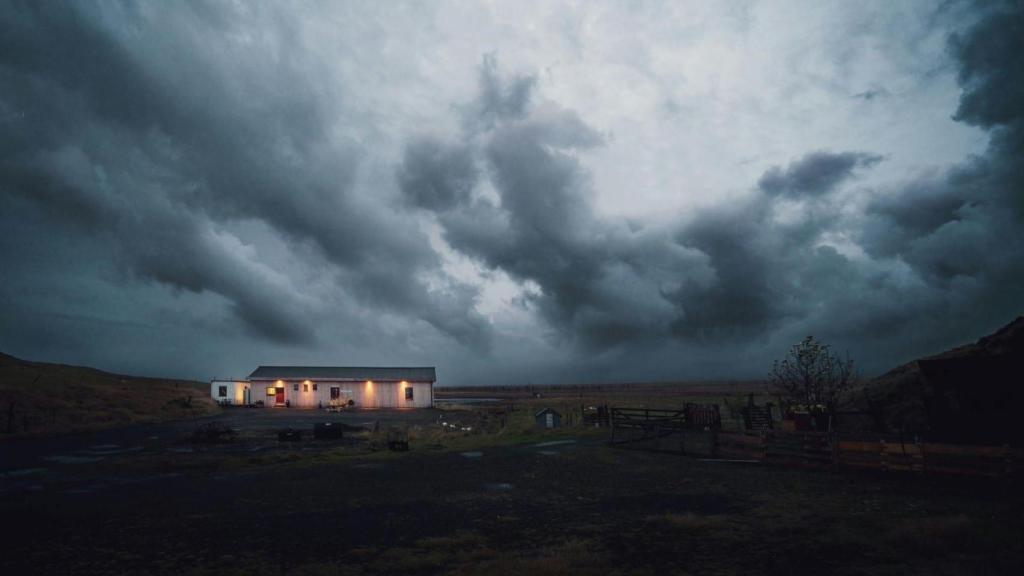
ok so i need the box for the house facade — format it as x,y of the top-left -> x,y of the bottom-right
243,366 -> 435,409
210,379 -> 250,406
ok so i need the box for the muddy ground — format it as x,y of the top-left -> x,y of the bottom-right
2,408 -> 1023,575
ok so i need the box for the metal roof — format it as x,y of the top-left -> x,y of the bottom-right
248,366 -> 436,382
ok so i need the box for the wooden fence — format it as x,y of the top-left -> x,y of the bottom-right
610,424 -> 1020,478
834,438 -> 1016,477
609,408 -> 688,445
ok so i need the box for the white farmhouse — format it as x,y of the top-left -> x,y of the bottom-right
232,366 -> 435,409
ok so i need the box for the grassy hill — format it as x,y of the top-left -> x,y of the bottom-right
0,352 -> 219,438
854,316 -> 1024,443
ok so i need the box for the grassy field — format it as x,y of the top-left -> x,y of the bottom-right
436,380 -> 771,402
3,366 -> 1022,574
0,352 -> 218,438
3,410 -> 1022,576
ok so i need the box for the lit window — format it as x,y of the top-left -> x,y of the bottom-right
405,387 -> 414,400
218,386 -> 227,398
266,387 -> 275,396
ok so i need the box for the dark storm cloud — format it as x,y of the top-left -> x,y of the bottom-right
667,149 -> 885,341
757,151 -> 883,198
949,3 -> 1024,129
4,1 -> 1023,383
0,3 -> 491,349
668,200 -> 787,340
861,2 -> 1024,288
401,60 -> 709,348
401,0 -> 1023,363
468,53 -> 538,131
397,138 -> 478,211
399,60 -> 900,348
677,2 -> 1023,346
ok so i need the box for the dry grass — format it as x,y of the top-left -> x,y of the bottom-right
372,534 -> 606,576
646,511 -> 731,531
884,514 -> 989,555
0,351 -> 218,437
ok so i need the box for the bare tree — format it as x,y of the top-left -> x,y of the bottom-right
769,336 -> 856,413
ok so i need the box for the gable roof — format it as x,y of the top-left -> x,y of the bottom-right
248,366 -> 436,382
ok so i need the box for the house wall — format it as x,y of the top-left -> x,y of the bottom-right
210,380 -> 249,405
250,379 -> 433,409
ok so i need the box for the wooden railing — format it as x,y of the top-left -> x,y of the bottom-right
835,438 -> 1015,477
610,422 -> 1020,478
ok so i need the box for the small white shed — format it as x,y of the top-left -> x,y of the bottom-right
210,380 -> 250,405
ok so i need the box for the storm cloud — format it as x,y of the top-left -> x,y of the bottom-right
757,152 -> 883,198
1,1 -> 1021,383
0,3 -> 490,350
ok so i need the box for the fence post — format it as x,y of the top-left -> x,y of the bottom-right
831,432 -> 839,471
1004,444 -> 1013,479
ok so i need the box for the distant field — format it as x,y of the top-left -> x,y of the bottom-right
0,352 -> 218,437
435,380 -> 778,433
436,380 -> 768,396
435,380 -> 771,406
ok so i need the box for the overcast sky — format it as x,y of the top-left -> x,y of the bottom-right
1,1 -> 1021,385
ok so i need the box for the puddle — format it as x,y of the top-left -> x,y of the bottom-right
118,473 -> 184,485
1,468 -> 47,478
537,450 -> 560,456
64,472 -> 183,495
44,455 -> 103,464
460,451 -> 483,459
81,446 -> 143,456
65,484 -> 106,494
533,440 -> 577,448
484,482 -> 514,491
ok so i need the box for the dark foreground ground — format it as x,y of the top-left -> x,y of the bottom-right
2,409 -> 1023,576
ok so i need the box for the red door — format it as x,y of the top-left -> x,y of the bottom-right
275,387 -> 285,405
